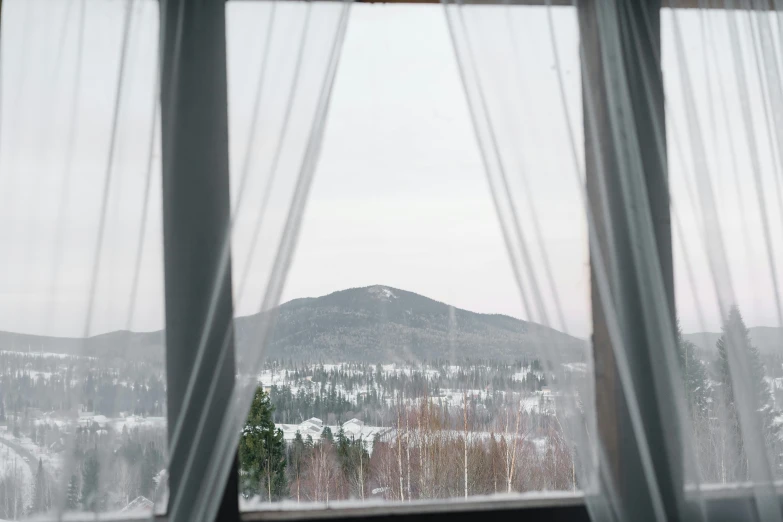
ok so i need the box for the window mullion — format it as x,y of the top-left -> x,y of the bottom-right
580,0 -> 683,519
159,0 -> 239,520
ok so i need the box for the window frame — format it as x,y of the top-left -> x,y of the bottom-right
154,0 -> 777,521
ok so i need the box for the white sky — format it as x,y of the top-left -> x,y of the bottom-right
0,1 -> 781,339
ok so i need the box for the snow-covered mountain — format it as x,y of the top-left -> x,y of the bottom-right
236,285 -> 587,363
0,285 -> 588,364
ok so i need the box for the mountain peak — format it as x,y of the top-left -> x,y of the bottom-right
239,285 -> 588,363
366,285 -> 398,301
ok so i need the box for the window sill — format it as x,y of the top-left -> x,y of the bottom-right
241,493 -> 588,522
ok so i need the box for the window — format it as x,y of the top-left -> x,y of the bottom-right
1,0 -> 780,521
0,0 -> 166,519
227,0 -> 592,511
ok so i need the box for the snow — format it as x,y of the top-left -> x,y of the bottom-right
28,370 -> 54,381
0,440 -> 34,506
277,418 -> 391,454
0,431 -> 62,476
0,350 -> 94,360
562,363 -> 588,373
110,415 -> 166,432
121,495 -> 154,513
368,286 -> 397,301
512,367 -> 544,382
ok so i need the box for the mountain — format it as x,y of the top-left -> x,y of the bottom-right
684,326 -> 783,354
237,285 -> 587,363
0,329 -> 165,362
0,285 -> 587,363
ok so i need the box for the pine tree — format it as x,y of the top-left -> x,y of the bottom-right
239,386 -> 287,501
30,458 -> 50,514
716,305 -> 778,481
81,452 -> 99,511
66,474 -> 79,510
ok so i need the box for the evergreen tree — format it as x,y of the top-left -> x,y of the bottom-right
66,474 -> 79,510
288,431 -> 309,501
716,306 -> 778,481
676,322 -> 709,419
239,386 -> 287,501
81,451 -> 100,511
31,458 -> 50,514
140,442 -> 163,499
321,426 -> 334,443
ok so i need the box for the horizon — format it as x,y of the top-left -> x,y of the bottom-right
0,3 -> 781,340
0,283 -> 776,340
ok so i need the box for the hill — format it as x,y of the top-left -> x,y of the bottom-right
0,285 -> 587,363
684,326 -> 783,354
237,285 -> 587,362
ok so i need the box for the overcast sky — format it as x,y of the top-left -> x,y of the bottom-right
0,1 -> 781,339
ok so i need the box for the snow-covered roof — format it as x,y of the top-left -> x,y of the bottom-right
121,496 -> 154,512
277,419 -> 390,454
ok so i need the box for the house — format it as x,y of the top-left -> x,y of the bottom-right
121,496 -> 154,513
49,438 -> 66,453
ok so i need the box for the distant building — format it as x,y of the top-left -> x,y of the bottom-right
276,417 -> 390,454
121,496 -> 154,513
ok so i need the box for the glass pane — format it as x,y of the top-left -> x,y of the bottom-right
663,7 -> 783,488
228,3 -> 592,509
0,0 -> 165,518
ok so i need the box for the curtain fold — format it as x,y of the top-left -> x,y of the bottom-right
447,1 -> 783,521
167,2 -> 352,520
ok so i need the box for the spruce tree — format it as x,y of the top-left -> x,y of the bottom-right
676,322 -> 709,419
716,305 -> 778,481
66,474 -> 79,510
140,442 -> 163,499
239,386 -> 287,501
31,458 -> 50,514
81,452 -> 99,511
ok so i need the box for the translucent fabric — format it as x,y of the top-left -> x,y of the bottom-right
442,0 -> 601,512
0,0 -> 165,519
446,1 -> 783,521
4,0 -> 782,520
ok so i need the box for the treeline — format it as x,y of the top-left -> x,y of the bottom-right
0,420 -> 166,519
266,359 -> 558,428
0,353 -> 165,416
265,358 -> 549,398
680,306 -> 783,482
241,387 -> 576,504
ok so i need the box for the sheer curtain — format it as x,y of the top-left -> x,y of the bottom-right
0,0 -> 349,520
446,1 -> 783,521
0,1 -> 164,520
174,1 -> 351,519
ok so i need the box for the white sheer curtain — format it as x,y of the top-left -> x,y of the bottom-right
446,1 -> 783,521
183,1 -> 351,519
0,0 -> 349,519
442,0 -> 603,513
0,1 -> 164,520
